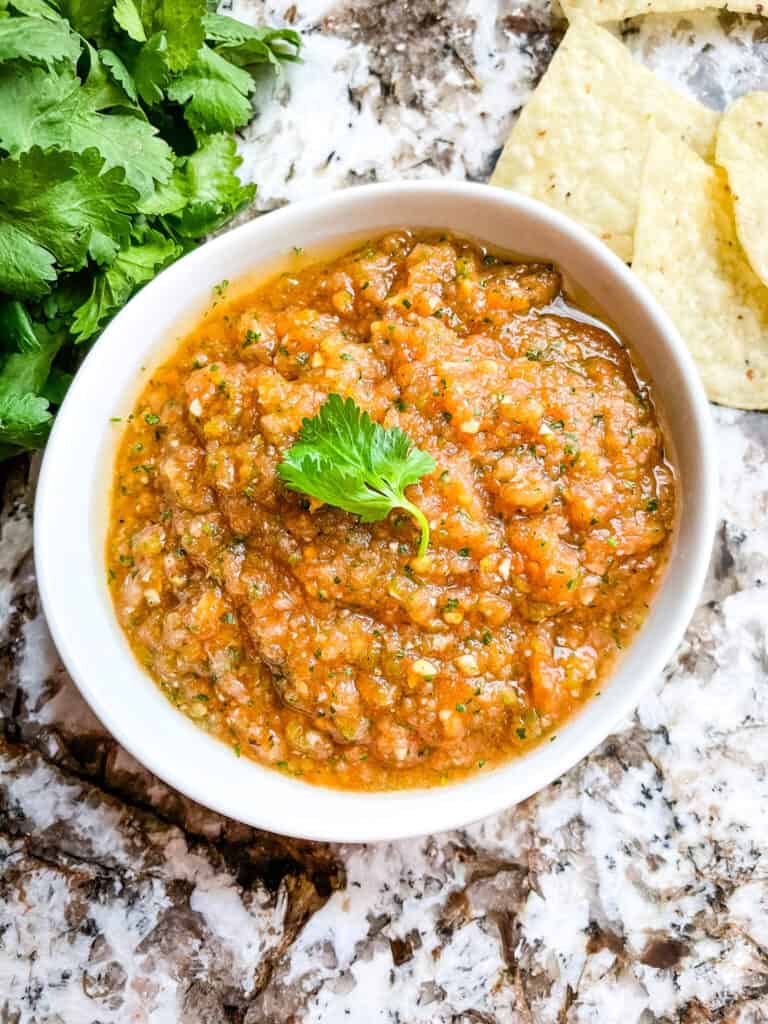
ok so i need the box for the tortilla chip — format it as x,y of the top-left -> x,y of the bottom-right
491,16 -> 719,262
715,91 -> 768,288
633,130 -> 768,410
561,0 -> 763,23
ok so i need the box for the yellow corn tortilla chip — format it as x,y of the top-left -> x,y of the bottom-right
491,16 -> 719,262
633,130 -> 768,410
715,91 -> 768,288
561,0 -> 763,23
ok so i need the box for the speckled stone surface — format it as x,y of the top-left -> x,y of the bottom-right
2,3 -> 768,1021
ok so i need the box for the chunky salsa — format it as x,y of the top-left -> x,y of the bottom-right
107,231 -> 675,790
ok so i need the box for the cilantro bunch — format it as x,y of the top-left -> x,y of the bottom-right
0,0 -> 300,458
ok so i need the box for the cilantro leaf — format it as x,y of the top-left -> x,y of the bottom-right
0,63 -> 173,198
6,0 -> 63,19
0,14 -> 81,67
71,228 -> 181,341
0,391 -> 52,447
129,30 -> 169,105
167,44 -> 254,135
0,223 -> 56,298
201,13 -> 268,45
137,167 -> 187,217
41,273 -> 92,319
202,14 -> 301,68
0,298 -> 39,352
113,0 -> 147,42
57,0 -> 114,44
150,0 -> 206,72
0,147 -> 139,294
79,44 -> 133,106
172,133 -> 255,235
115,0 -> 206,71
0,324 -> 62,394
279,395 -> 436,556
0,324 -> 64,450
141,133 -> 255,234
41,366 -> 74,405
97,46 -> 138,101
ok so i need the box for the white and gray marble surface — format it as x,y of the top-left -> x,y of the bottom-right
2,2 -> 768,1021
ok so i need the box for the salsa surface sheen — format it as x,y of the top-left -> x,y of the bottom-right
107,231 -> 675,790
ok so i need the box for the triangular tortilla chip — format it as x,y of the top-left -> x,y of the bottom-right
561,0 -> 764,22
716,91 -> 768,289
633,130 -> 768,410
491,16 -> 719,262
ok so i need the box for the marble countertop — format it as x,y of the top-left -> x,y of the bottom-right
2,2 -> 768,1021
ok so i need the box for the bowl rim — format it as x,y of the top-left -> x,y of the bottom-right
34,180 -> 718,842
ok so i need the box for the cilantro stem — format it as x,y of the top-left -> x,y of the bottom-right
399,498 -> 431,557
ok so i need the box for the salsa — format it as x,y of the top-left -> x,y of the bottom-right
107,231 -> 675,790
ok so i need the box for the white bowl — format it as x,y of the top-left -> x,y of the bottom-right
35,182 -> 717,842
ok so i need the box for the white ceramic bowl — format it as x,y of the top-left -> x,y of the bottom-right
35,182 -> 717,842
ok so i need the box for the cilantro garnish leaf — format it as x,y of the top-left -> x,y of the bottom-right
0,15 -> 81,67
278,394 -> 436,556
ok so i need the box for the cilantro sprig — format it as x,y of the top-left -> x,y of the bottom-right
278,395 -> 436,557
0,0 -> 300,456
